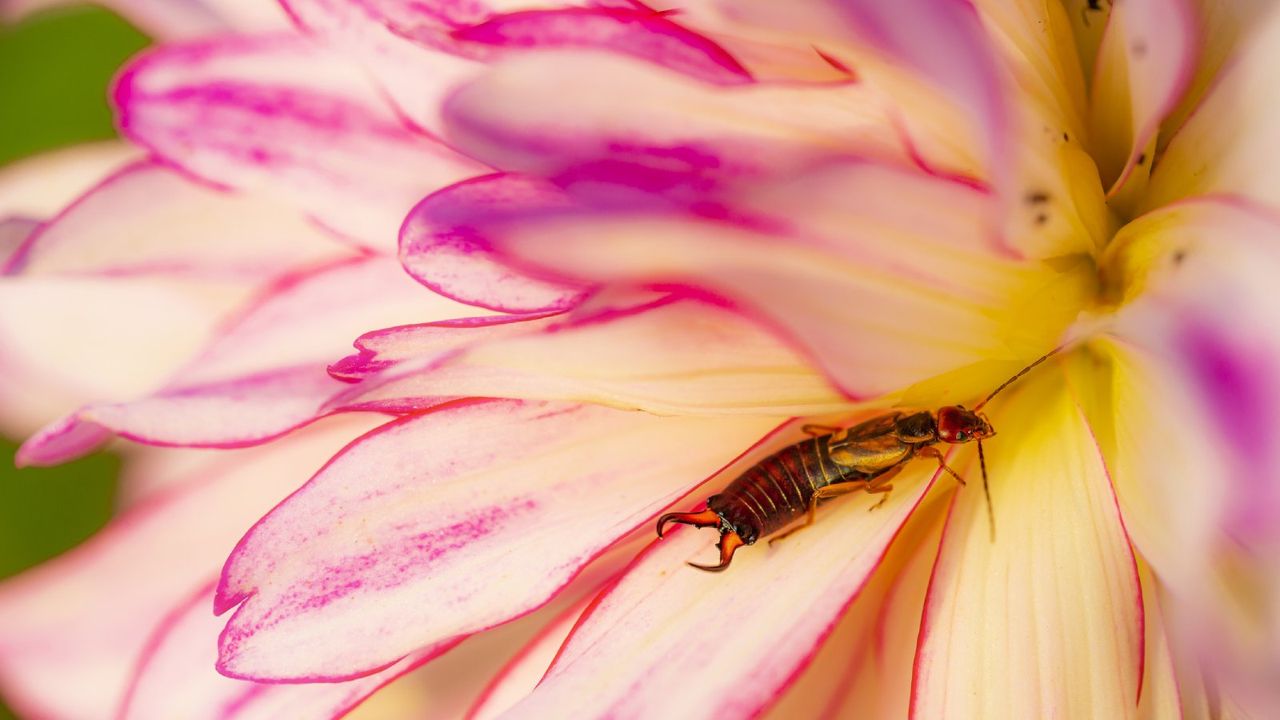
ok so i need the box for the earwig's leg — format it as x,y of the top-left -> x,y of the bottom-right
916,446 -> 967,486
801,424 -> 841,437
863,470 -> 897,511
688,531 -> 745,572
866,483 -> 895,510
768,484 -> 863,545
656,508 -> 721,538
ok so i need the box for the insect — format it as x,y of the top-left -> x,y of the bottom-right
655,348 -> 1061,572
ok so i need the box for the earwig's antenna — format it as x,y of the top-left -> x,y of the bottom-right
974,346 -> 1064,411
978,441 -> 995,541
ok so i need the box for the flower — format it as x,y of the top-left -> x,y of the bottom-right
2,0 -> 1280,718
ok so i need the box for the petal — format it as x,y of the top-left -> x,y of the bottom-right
503,458 -> 938,718
17,256 -> 471,464
340,298 -> 852,416
451,7 -> 751,85
0,416 -> 381,720
328,311 -> 558,382
3,0 -> 290,38
0,141 -> 141,219
399,174 -> 590,313
911,370 -> 1144,718
0,276 -> 247,437
466,593 -> 595,720
1092,198 -> 1280,708
441,51 -> 907,179
1145,4 -> 1280,213
727,0 -> 1008,184
114,34 -> 484,247
10,160 -> 353,279
215,401 -> 779,680
1100,198 -> 1280,549
280,0 -> 485,133
119,582 -> 446,720
1136,563 -> 1187,720
1087,0 -> 1197,200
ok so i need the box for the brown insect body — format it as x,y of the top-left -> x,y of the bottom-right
656,408 -> 991,572
656,348 -> 1062,572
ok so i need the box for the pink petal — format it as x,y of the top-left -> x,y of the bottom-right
2,0 -> 291,38
114,33 -> 484,247
728,0 -> 1007,185
399,174 -> 590,312
911,375 -> 1144,717
1088,0 -> 1197,195
119,582 -> 447,720
451,7 -> 751,85
0,142 -> 141,219
281,0 -> 486,133
215,400 -> 780,680
17,256 -> 472,464
0,275 -> 247,437
441,51 -> 907,180
328,311 -> 560,382
9,160 -> 354,279
505,460 -> 939,718
0,416 -> 382,720
337,298 -> 851,416
1145,8 -> 1280,212
0,217 -> 38,270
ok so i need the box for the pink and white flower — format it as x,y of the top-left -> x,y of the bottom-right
3,0 -> 1280,718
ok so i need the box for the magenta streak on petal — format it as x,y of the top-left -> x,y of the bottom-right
210,398 -> 496,617
451,7 -> 752,85
907,488 -> 959,720
0,217 -> 40,274
14,415 -> 113,468
1177,318 -> 1280,538
114,579 -> 218,720
1072,397 -> 1147,705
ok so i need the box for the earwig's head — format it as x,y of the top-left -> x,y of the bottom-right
935,406 -> 995,444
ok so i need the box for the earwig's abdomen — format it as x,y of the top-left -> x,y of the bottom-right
708,436 -> 873,544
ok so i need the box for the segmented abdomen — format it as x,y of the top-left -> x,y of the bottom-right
707,435 -> 876,545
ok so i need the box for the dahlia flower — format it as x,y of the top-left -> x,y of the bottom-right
2,0 -> 1279,718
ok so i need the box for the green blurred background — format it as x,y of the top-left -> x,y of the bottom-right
0,6 -> 149,718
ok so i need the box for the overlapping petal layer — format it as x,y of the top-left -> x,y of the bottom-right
0,417 -> 380,719
504,462 -> 937,719
215,401 -> 779,680
911,371 -> 1143,718
334,299 -> 851,416
120,583 -> 442,720
114,33 -> 484,247
8,160 -> 353,279
18,256 -> 471,465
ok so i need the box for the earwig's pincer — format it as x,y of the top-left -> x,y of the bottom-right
687,532 -> 744,572
655,508 -> 721,538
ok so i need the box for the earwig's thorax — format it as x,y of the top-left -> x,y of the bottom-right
892,411 -> 937,443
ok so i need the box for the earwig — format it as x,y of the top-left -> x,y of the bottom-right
656,348 -> 1062,572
